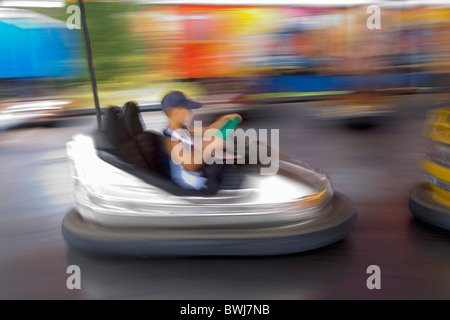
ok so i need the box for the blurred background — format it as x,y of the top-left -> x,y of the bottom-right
1,0 -> 450,125
2,0 -> 450,300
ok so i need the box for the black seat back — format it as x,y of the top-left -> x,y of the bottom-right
123,101 -> 144,136
96,106 -> 149,171
122,102 -> 171,178
103,106 -> 131,145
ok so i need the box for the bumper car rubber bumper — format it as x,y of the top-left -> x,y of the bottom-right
409,183 -> 450,231
62,191 -> 357,257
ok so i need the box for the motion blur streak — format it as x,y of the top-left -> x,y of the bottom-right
1,1 -> 450,121
1,1 -> 450,300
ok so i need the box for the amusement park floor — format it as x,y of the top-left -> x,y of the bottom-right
0,92 -> 449,301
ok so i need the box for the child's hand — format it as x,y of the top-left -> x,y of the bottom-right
219,113 -> 242,122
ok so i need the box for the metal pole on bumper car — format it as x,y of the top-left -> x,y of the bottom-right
78,0 -> 102,130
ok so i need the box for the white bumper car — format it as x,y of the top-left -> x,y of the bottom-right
62,103 -> 357,257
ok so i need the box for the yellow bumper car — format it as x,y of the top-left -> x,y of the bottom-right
409,108 -> 450,230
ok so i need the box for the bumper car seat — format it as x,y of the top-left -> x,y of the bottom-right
92,105 -> 195,196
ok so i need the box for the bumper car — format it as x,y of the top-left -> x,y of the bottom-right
409,108 -> 450,231
62,102 -> 357,257
0,99 -> 75,130
310,92 -> 396,128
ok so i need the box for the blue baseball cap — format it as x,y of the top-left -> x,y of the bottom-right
161,91 -> 203,110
